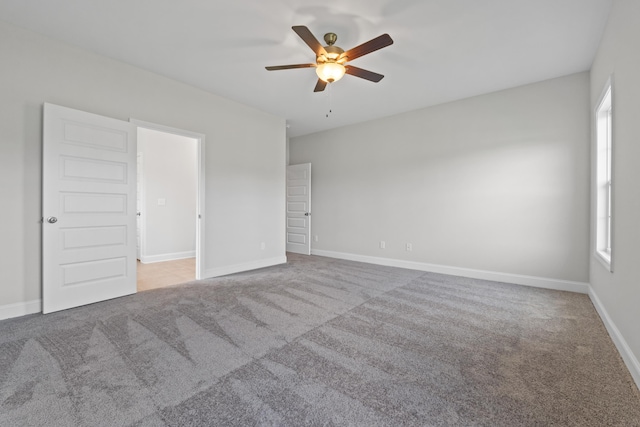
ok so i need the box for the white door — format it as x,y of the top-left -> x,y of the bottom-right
43,103 -> 137,314
286,163 -> 311,255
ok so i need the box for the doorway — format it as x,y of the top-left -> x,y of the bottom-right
132,120 -> 206,290
42,105 -> 207,313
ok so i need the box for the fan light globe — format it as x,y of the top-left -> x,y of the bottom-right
316,62 -> 346,83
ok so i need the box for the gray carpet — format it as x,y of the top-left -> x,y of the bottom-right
1,254 -> 639,426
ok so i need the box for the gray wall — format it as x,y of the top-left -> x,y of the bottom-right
589,0 -> 640,380
138,129 -> 197,261
290,72 -> 590,283
0,21 -> 285,311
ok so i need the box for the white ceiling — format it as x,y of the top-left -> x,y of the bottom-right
0,0 -> 612,137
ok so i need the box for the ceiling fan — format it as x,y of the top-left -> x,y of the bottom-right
266,26 -> 394,92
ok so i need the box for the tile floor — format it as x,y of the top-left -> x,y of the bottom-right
137,257 -> 195,292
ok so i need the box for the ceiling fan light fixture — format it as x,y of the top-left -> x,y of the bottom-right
266,26 -> 393,92
316,62 -> 346,83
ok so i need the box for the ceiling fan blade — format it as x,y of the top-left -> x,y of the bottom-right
314,79 -> 327,92
292,26 -> 327,57
340,34 -> 394,62
265,64 -> 316,71
345,66 -> 384,83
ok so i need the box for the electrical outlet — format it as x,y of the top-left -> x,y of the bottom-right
406,243 -> 413,252
157,198 -> 166,206
380,241 -> 386,249
260,242 -> 266,250
313,235 -> 318,242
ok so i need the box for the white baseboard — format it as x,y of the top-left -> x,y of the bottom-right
204,256 -> 287,278
589,287 -> 640,390
311,249 -> 589,294
140,250 -> 196,264
0,299 -> 42,321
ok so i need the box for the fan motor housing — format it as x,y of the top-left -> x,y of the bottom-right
318,45 -> 345,64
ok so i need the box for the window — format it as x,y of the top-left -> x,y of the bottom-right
595,81 -> 613,270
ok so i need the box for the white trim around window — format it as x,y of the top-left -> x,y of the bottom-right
595,77 -> 613,272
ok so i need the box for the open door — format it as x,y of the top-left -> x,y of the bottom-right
286,163 -> 311,255
42,103 -> 137,313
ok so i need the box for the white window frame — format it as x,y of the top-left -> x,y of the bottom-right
595,79 -> 613,272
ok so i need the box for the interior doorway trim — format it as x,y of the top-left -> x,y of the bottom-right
130,118 -> 206,280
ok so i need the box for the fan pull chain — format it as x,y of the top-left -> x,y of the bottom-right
326,82 -> 333,118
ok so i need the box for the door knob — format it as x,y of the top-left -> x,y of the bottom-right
46,217 -> 58,224
304,212 -> 310,216
136,212 -> 141,216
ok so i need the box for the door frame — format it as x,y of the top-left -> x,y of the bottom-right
130,119 -> 206,280
136,152 -> 144,260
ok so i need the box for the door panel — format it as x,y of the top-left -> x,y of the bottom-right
286,163 -> 311,255
43,103 -> 137,313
